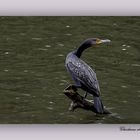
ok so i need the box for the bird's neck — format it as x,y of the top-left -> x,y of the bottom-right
74,43 -> 91,58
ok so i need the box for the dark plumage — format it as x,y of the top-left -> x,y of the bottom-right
65,38 -> 110,114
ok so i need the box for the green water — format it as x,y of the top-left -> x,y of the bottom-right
0,17 -> 140,123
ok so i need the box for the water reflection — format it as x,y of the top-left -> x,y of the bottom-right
122,48 -> 127,51
57,54 -> 64,57
4,69 -> 9,72
20,33 -> 26,36
4,52 -> 9,55
22,93 -> 31,97
58,43 -> 64,47
66,25 -> 70,28
32,37 -> 42,40
47,107 -> 53,110
23,70 -> 28,73
131,64 -> 140,67
65,33 -> 72,36
45,45 -> 51,48
121,85 -> 127,88
37,48 -> 48,51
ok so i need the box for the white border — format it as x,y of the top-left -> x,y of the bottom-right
0,124 -> 140,140
0,0 -> 140,15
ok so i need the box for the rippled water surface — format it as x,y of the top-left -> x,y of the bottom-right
0,17 -> 140,123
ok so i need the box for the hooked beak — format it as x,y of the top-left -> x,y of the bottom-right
96,39 -> 111,44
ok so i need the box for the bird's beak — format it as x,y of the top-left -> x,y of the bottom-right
96,39 -> 111,44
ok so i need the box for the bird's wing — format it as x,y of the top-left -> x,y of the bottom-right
66,59 -> 100,94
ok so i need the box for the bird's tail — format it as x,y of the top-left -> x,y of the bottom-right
94,96 -> 104,114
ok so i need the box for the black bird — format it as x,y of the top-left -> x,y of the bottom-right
65,38 -> 111,114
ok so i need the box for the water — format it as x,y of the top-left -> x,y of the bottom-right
0,17 -> 140,123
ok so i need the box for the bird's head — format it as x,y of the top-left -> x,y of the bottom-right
89,38 -> 111,46
75,38 -> 111,57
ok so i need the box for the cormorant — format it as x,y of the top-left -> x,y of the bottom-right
65,38 -> 111,114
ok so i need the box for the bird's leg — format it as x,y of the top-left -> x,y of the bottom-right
84,92 -> 88,98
